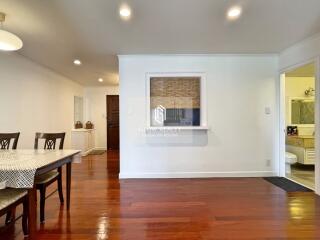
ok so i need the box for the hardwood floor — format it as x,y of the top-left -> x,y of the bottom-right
286,164 -> 315,190
1,151 -> 320,239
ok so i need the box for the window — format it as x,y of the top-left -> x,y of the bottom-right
147,73 -> 206,128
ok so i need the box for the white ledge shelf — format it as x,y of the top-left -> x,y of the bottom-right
72,128 -> 95,132
145,126 -> 210,131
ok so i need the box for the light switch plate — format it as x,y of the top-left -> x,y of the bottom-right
265,107 -> 271,115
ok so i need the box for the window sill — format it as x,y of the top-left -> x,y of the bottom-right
146,126 -> 210,131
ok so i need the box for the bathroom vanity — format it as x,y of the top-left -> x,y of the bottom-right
286,135 -> 315,165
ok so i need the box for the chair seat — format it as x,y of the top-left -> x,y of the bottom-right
35,170 -> 59,185
0,189 -> 27,210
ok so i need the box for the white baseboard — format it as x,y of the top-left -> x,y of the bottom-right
94,147 -> 107,151
119,171 -> 278,179
81,150 -> 91,156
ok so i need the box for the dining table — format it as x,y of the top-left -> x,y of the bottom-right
0,149 -> 81,239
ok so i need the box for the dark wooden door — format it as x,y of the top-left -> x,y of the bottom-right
107,95 -> 119,150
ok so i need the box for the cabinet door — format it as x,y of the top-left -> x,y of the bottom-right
88,132 -> 92,150
305,148 -> 315,165
88,131 -> 94,150
71,131 -> 88,154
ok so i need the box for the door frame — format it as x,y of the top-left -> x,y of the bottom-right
278,57 -> 320,194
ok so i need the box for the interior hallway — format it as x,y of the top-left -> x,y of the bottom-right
1,152 -> 320,240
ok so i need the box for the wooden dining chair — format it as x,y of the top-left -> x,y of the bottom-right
0,132 -> 20,150
0,132 -> 20,224
0,189 -> 29,235
34,132 -> 65,222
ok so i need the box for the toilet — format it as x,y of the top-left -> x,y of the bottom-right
285,152 -> 297,174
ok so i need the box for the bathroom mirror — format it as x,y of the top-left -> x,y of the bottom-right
290,98 -> 314,124
74,96 -> 84,124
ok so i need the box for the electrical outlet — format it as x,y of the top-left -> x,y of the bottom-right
266,159 -> 271,167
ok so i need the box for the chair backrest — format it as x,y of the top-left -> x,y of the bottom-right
0,133 -> 20,150
34,132 -> 66,150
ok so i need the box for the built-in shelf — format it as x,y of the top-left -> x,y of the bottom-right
72,128 -> 95,132
145,126 -> 210,131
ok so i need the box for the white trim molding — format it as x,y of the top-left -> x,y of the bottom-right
94,147 -> 107,151
315,57 -> 320,195
279,58 -> 320,195
119,171 -> 278,179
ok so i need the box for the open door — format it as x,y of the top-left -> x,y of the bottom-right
281,62 -> 317,190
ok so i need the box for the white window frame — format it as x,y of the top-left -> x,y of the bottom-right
145,72 -> 208,129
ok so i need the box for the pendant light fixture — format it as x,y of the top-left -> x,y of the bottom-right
0,12 -> 23,51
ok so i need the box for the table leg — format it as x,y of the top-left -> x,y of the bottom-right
66,162 -> 72,210
27,187 -> 37,239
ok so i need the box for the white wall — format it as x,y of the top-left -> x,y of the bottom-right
119,55 -> 278,178
285,77 -> 315,127
279,33 -> 320,70
0,52 -> 83,148
285,77 -> 315,98
84,86 -> 119,149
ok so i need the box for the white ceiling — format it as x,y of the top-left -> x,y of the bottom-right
1,0 -> 320,86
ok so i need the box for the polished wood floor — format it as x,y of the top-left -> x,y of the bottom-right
1,151 -> 320,239
286,164 -> 315,190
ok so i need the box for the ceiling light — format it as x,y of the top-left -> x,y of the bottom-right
73,59 -> 82,65
119,5 -> 131,19
227,6 -> 242,20
0,12 -> 23,51
98,78 -> 104,82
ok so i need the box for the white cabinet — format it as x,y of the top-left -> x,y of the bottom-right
71,129 -> 95,156
286,145 -> 315,165
286,136 -> 315,165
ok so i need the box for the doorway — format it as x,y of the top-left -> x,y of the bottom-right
281,62 -> 316,190
107,95 -> 119,150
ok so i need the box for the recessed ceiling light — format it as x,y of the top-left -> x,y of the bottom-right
98,78 -> 104,82
227,6 -> 242,20
119,5 -> 131,19
73,59 -> 81,65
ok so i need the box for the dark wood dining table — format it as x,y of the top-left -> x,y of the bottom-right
0,149 -> 81,239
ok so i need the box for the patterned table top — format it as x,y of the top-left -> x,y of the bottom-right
0,149 -> 81,189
